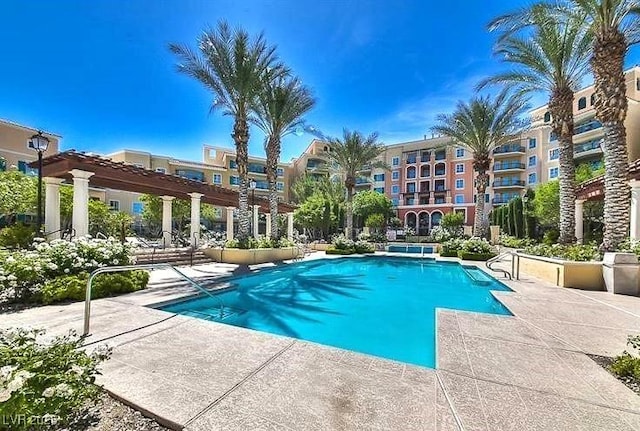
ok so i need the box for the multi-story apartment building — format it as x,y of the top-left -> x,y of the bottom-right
0,118 -> 60,174
290,139 -> 333,181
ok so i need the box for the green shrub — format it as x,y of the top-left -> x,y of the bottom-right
326,247 -> 355,255
0,328 -> 111,430
609,335 -> 640,380
440,238 -> 464,256
499,235 -> 534,248
40,271 -> 149,305
457,251 -> 497,261
0,224 -> 35,249
522,243 -> 601,262
542,229 -> 559,245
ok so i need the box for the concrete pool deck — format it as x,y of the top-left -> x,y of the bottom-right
2,253 -> 640,430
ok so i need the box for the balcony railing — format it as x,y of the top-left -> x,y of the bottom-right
492,197 -> 514,204
406,156 -> 417,164
492,180 -> 525,187
493,145 -> 525,155
493,162 -> 525,171
435,152 -> 446,160
420,153 -> 431,162
418,189 -> 430,194
575,119 -> 602,135
355,178 -> 371,185
574,139 -> 602,155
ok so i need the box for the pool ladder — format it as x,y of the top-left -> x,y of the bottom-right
486,252 -> 513,280
83,263 -> 225,336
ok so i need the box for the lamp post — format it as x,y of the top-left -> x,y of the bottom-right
28,132 -> 50,236
249,179 -> 257,236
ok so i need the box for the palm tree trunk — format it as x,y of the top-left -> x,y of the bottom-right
345,185 -> 354,240
549,87 -> 576,244
233,116 -> 251,240
474,171 -> 488,238
592,28 -> 629,251
265,137 -> 280,240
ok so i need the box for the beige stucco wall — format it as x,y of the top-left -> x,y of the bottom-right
0,121 -> 60,170
204,247 -> 301,264
516,253 -> 605,290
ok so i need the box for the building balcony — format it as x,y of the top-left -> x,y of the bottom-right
492,197 -> 513,205
574,139 -> 603,159
492,180 -> 526,188
418,189 -> 431,194
405,156 -> 417,164
420,153 -> 431,163
493,144 -> 525,157
493,162 -> 525,172
574,119 -> 602,136
355,178 -> 371,186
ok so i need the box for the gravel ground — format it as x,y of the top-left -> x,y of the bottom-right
589,354 -> 640,395
62,393 -> 170,431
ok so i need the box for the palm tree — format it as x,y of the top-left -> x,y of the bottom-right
326,130 -> 387,240
481,5 -> 593,244
432,91 -> 529,237
169,21 -> 286,241
251,76 -> 316,239
564,0 -> 640,250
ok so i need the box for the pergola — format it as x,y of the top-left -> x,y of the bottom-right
34,150 -> 296,244
575,158 -> 640,242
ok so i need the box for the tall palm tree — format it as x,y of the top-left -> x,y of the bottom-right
169,21 -> 286,241
251,76 -> 316,239
480,5 -> 593,243
565,0 -> 640,250
432,91 -> 529,237
326,130 -> 387,240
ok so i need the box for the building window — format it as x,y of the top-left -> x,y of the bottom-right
230,176 -> 240,185
420,165 -> 430,177
391,185 -> 400,194
435,150 -> 446,160
229,159 -> 237,169
176,169 -> 205,182
455,163 -> 464,174
544,112 -> 551,123
528,173 -> 537,184
528,155 -> 537,167
374,187 -> 384,194
108,200 -> 120,211
549,167 -> 559,179
17,161 -> 38,176
155,167 -> 166,174
528,138 -> 536,149
276,182 -> 284,191
406,166 -> 417,179
637,78 -> 640,91
213,174 -> 222,184
406,183 -> 416,193
277,167 -> 284,177
391,198 -> 399,206
392,157 -> 400,166
455,179 -> 464,189
392,170 -> 400,180
578,97 -> 587,110
132,202 -> 144,215
549,148 -> 559,160
373,173 -> 385,182
455,194 -> 465,204
590,94 -> 596,106
434,162 -> 446,176
456,148 -> 465,158
406,197 -> 416,205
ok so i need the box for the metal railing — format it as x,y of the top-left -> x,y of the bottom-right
486,252 -> 513,280
83,263 -> 225,336
42,227 -> 76,240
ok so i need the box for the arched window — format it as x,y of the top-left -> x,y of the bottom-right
430,212 -> 443,228
405,212 -> 417,228
420,165 -> 430,177
578,97 -> 587,110
418,212 -> 430,236
543,112 -> 551,123
590,94 -> 595,106
406,166 -> 417,179
434,162 -> 446,176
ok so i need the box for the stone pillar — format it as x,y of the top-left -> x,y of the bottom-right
188,193 -> 203,247
43,177 -> 64,239
161,196 -> 174,247
287,212 -> 294,240
575,199 -> 585,244
265,213 -> 272,238
630,180 -> 640,240
70,169 -> 94,237
226,207 -> 235,241
252,205 -> 260,239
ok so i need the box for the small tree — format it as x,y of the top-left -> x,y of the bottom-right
353,190 -> 394,227
365,214 -> 385,234
440,212 -> 464,238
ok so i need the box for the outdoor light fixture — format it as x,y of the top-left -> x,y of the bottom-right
28,131 -> 50,236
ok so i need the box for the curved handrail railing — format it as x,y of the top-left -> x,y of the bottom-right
485,252 -> 513,280
43,227 -> 76,240
83,263 -> 225,336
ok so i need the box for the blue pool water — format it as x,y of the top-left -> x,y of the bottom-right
160,257 -> 511,368
387,244 -> 434,253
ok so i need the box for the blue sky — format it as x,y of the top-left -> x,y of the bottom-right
1,0 -> 639,162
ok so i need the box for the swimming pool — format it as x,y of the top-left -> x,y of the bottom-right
160,257 -> 511,368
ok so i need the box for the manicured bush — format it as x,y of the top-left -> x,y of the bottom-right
326,247 -> 355,255
0,328 -> 111,430
39,271 -> 149,305
609,335 -> 640,380
440,238 -> 464,256
224,236 -> 296,249
326,235 -> 374,255
440,237 -> 494,259
0,223 -> 35,249
457,251 -> 497,261
522,243 -> 601,262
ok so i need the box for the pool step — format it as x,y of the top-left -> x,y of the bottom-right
181,306 -> 246,322
461,266 -> 493,286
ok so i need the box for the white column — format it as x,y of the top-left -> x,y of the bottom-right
575,199 -> 585,244
161,196 -> 174,247
226,207 -> 235,241
70,169 -> 94,237
188,193 -> 203,247
287,212 -> 294,240
252,205 -> 260,239
44,177 -> 64,239
265,213 -> 272,238
630,180 -> 640,240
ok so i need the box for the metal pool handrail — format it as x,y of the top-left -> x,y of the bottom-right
83,263 -> 225,336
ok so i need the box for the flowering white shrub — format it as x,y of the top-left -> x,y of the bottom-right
332,234 -> 355,251
460,237 -> 493,254
0,236 -> 132,301
198,231 -> 227,249
0,328 -> 111,430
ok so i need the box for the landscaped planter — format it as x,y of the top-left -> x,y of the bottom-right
203,247 -> 301,265
309,242 -> 331,251
457,251 -> 497,261
515,252 -> 605,290
325,247 -> 375,255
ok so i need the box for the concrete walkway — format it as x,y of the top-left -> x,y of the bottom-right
2,254 -> 640,430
